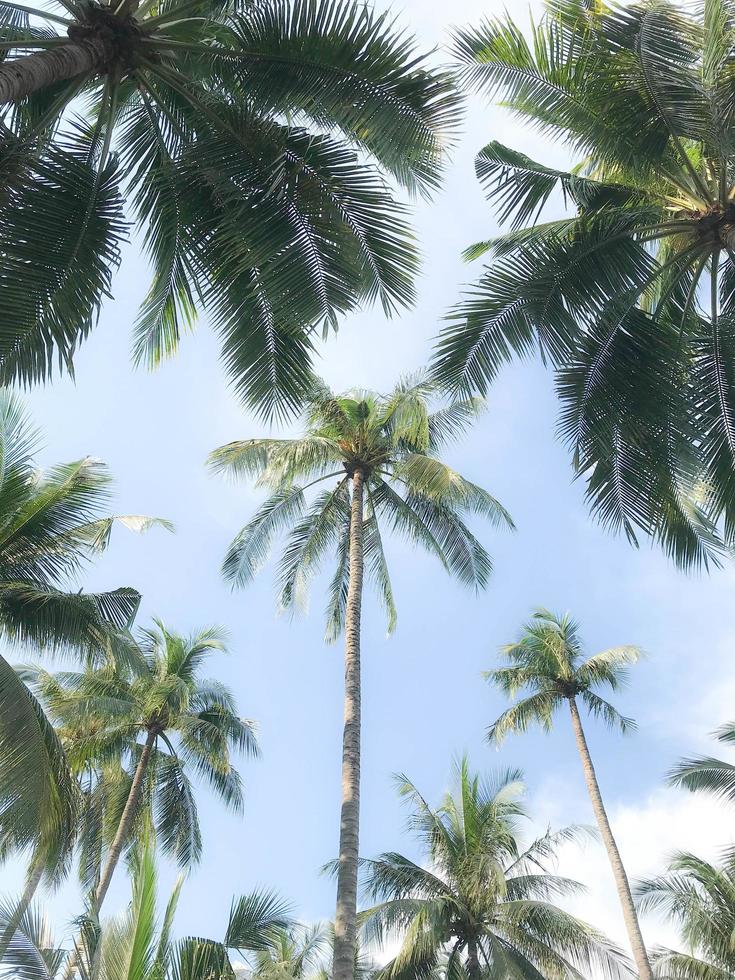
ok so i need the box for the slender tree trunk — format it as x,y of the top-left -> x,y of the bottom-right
466,937 -> 481,980
0,850 -> 44,958
568,698 -> 653,980
93,729 -> 155,912
0,39 -> 111,105
332,468 -> 366,980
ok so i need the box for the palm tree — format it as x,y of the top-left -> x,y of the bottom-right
32,619 -> 259,915
636,850 -> 735,979
0,0 -> 461,417
669,721 -> 735,803
208,376 -> 513,980
486,609 -> 651,980
360,757 -> 633,980
0,388 -> 168,942
0,838 -> 241,980
248,923 -> 330,980
431,0 -> 735,566
0,844 -> 305,980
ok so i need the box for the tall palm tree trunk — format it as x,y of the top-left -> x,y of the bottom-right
568,698 -> 653,980
333,467 -> 366,980
0,39 -> 111,104
94,729 -> 155,911
0,849 -> 45,958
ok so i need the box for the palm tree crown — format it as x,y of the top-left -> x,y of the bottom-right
208,377 -> 513,638
32,619 -> 259,903
432,0 -> 735,566
0,0 -> 461,416
486,610 -> 640,743
636,850 -> 735,979
361,758 -> 633,980
0,389 -> 165,883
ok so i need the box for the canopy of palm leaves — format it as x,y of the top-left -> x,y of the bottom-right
432,0 -> 735,567
360,757 -> 633,980
486,610 -> 640,743
30,619 -> 259,877
0,0 -> 461,418
669,720 -> 735,803
208,376 -> 513,638
244,920 -> 375,980
0,388 -> 167,880
636,850 -> 735,979
0,838 -> 244,980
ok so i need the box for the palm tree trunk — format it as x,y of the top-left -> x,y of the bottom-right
332,467 -> 366,980
0,39 -> 111,104
93,729 -> 155,911
466,938 -> 481,980
0,850 -> 44,958
568,698 -> 653,980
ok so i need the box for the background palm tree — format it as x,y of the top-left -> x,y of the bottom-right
431,0 -> 735,565
208,376 -> 513,980
0,838 -> 237,980
486,609 -> 651,980
360,757 -> 633,980
0,0 -> 461,416
32,619 -> 259,915
669,720 -> 735,803
636,850 -> 735,979
0,389 -> 168,945
0,849 -> 305,980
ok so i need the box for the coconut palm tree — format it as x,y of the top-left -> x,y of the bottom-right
0,0 -> 461,417
486,609 -> 651,980
0,388 -> 168,944
208,375 -> 513,980
431,0 -> 735,566
669,721 -> 735,803
0,842 -> 304,980
360,757 -> 634,980
31,619 -> 259,915
636,850 -> 735,979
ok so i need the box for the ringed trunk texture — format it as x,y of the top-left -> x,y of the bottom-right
332,467 -> 366,980
0,850 -> 44,958
0,39 -> 111,105
568,698 -> 653,980
94,729 -> 156,912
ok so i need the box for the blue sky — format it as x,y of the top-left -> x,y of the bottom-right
7,0 -> 735,966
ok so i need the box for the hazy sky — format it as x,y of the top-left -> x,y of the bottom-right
8,0 -> 735,970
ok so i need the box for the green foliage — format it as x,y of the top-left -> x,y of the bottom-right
669,720 -> 735,802
636,850 -> 735,978
30,620 -> 259,881
431,0 -> 735,566
360,757 -> 633,980
486,609 -> 640,744
0,0 -> 462,416
208,376 -> 512,639
0,389 -> 162,873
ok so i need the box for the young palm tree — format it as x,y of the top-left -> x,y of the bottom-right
0,388 -> 168,939
0,846 -> 302,980
486,610 -> 650,979
431,0 -> 735,565
360,757 -> 633,980
0,0 -> 460,417
0,839 -> 237,980
636,850 -> 735,979
669,721 -> 735,803
208,376 -> 513,980
32,619 -> 259,915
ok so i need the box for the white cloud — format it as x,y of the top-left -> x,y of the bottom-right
531,781 -> 734,972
